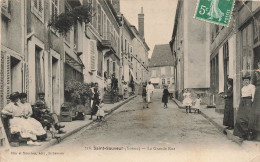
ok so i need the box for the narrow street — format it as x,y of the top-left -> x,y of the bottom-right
46,90 -> 255,162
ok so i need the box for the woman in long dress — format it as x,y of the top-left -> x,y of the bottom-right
233,74 -> 255,140
249,62 -> 260,140
18,93 -> 47,141
222,78 -> 234,130
162,86 -> 170,108
1,92 -> 46,145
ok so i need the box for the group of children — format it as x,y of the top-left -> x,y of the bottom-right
183,89 -> 201,114
142,84 -> 201,112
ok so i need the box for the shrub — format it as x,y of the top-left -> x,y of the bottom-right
64,79 -> 92,106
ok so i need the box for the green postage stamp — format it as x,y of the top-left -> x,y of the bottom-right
194,0 -> 235,27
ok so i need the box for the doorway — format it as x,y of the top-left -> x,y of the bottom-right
52,57 -> 59,113
10,56 -> 22,93
254,46 -> 260,69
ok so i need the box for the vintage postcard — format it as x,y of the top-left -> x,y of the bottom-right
1,0 -> 260,162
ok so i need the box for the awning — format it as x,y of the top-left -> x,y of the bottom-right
150,78 -> 160,84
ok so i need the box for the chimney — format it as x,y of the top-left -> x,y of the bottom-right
111,0 -> 120,14
138,7 -> 144,39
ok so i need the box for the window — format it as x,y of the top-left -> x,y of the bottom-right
101,10 -> 103,36
172,78 -> 175,84
50,0 -> 59,20
103,14 -> 107,39
97,50 -> 103,77
223,41 -> 229,92
74,24 -> 78,51
167,78 -> 170,84
161,67 -> 165,75
1,0 -> 10,12
162,79 -> 165,85
92,0 -> 97,29
35,46 -> 45,97
125,39 -> 127,52
97,4 -> 101,35
65,5 -> 71,43
107,20 -> 110,39
113,61 -> 116,75
31,0 -> 44,21
107,60 -> 110,76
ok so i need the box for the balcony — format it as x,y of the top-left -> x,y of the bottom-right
101,32 -> 119,60
67,0 -> 83,8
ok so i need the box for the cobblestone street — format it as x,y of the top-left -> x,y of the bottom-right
44,90 -> 257,162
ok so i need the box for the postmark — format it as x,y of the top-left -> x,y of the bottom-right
194,0 -> 235,27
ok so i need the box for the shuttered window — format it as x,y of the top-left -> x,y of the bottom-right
31,0 -> 44,21
97,50 -> 103,77
0,53 -> 21,109
97,4 -> 101,35
89,40 -> 96,71
0,54 -> 5,109
1,0 -> 9,12
92,0 -> 97,29
51,0 -> 59,20
6,55 -> 10,104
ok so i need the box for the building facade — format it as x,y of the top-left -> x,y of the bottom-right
83,0 -> 121,99
209,1 -> 260,117
1,0 -> 150,112
1,0 -> 25,109
169,0 -> 210,101
149,44 -> 174,88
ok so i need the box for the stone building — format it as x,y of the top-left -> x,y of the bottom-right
149,44 -> 174,88
209,1 -> 260,117
83,0 -> 121,99
169,0 -> 210,101
1,0 -> 25,108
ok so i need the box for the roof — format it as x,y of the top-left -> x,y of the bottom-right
149,44 -> 174,67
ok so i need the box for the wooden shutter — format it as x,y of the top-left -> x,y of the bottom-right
6,55 -> 11,104
89,40 -> 97,71
0,54 -> 4,109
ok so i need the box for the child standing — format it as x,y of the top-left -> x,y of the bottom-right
142,84 -> 148,108
183,89 -> 192,114
194,94 -> 201,113
96,101 -> 105,122
162,86 -> 170,108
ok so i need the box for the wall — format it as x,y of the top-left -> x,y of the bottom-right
183,0 -> 210,89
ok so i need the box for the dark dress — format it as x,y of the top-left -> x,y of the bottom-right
249,71 -> 260,132
233,97 -> 252,138
162,89 -> 170,103
223,87 -> 234,127
91,89 -> 100,116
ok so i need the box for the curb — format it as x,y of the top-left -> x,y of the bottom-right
37,95 -> 136,151
171,98 -> 243,145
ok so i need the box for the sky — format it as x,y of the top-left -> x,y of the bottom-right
120,0 -> 178,58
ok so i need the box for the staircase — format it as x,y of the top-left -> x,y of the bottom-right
103,93 -> 113,104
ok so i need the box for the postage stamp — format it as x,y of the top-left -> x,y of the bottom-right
194,0 -> 235,27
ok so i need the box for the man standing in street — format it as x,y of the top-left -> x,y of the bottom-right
146,81 -> 154,103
